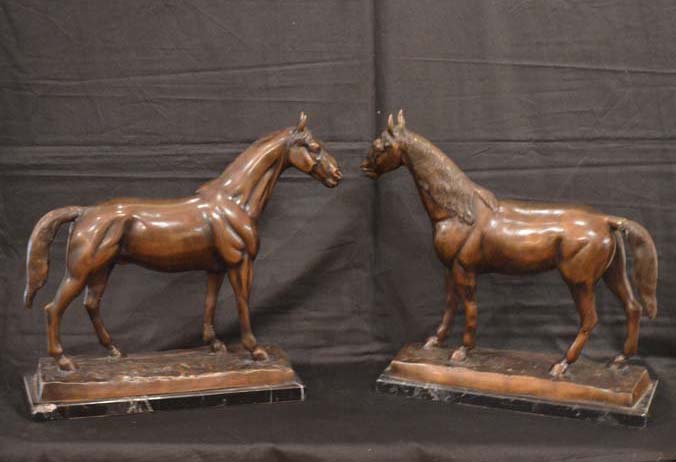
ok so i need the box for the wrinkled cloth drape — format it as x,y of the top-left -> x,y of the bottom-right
1,1 -> 675,461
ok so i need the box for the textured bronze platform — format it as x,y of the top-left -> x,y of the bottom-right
376,344 -> 657,426
24,345 -> 304,420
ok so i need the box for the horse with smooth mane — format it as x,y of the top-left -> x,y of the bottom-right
361,110 -> 657,376
24,113 -> 343,371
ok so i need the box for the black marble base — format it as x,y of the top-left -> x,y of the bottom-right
24,374 -> 305,421
376,370 -> 657,427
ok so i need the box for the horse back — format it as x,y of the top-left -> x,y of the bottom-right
69,196 -> 222,272
461,199 -> 614,275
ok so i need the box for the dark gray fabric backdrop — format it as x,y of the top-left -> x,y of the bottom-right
1,1 -> 675,461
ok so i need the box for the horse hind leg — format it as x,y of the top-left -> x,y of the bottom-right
84,267 -> 123,358
45,275 -> 87,371
550,282 -> 598,377
203,272 -> 226,353
603,236 -> 641,364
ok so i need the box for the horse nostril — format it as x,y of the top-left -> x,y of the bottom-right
335,170 -> 343,179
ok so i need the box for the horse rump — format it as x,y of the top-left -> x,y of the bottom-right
608,216 -> 658,319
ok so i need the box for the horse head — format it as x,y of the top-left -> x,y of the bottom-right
288,112 -> 343,188
361,109 -> 407,179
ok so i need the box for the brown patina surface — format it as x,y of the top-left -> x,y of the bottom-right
35,345 -> 296,403
386,343 -> 653,408
362,110 -> 659,377
23,113 -> 342,372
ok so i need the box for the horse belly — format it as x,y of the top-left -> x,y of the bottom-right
481,227 -> 561,274
120,220 -> 221,272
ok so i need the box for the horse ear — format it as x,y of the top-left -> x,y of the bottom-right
397,109 -> 406,129
297,112 -> 308,132
387,114 -> 395,135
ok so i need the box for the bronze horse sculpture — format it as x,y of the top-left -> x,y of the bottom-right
24,113 -> 343,371
361,110 -> 658,376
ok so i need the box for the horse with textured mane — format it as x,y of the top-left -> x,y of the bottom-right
361,110 -> 658,376
25,113 -> 343,371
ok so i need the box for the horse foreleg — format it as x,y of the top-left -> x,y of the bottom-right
84,266 -> 123,358
227,255 -> 268,361
46,275 -> 86,371
450,265 -> 477,362
424,270 -> 458,349
551,283 -> 598,377
203,271 -> 226,353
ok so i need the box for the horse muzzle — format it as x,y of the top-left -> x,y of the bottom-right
324,169 -> 342,188
360,160 -> 378,179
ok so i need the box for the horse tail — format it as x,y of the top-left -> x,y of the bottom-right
24,206 -> 84,309
608,216 -> 658,319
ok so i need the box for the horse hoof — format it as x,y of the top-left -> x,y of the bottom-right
609,354 -> 628,369
210,339 -> 227,353
108,345 -> 127,360
252,347 -> 269,361
108,345 -> 127,359
423,336 -> 440,349
57,355 -> 77,371
549,360 -> 568,377
450,347 -> 467,362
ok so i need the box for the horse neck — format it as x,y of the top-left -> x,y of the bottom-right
199,129 -> 291,219
400,131 -> 474,222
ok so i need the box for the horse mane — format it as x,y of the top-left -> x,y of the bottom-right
402,131 -> 498,224
196,128 -> 290,195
